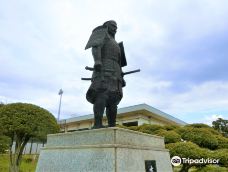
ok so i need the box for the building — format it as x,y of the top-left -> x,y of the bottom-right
59,103 -> 187,132
22,103 -> 186,154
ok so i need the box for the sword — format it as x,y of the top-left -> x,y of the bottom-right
81,67 -> 140,81
122,69 -> 140,76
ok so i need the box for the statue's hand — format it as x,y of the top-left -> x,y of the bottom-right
94,62 -> 102,72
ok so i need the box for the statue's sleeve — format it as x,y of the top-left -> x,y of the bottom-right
92,46 -> 102,67
85,27 -> 107,50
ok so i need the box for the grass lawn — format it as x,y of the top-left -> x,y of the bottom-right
0,154 -> 38,172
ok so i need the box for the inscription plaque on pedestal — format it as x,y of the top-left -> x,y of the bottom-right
145,160 -> 157,172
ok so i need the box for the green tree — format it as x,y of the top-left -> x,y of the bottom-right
0,134 -> 10,153
0,103 -> 9,153
0,102 -> 4,107
0,103 -> 59,172
212,118 -> 228,137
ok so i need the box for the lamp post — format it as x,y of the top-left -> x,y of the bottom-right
57,89 -> 63,122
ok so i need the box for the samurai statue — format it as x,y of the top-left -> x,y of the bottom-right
85,20 -> 127,129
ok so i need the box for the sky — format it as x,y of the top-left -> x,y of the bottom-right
0,0 -> 228,125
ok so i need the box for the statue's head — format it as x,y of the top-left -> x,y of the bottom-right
103,20 -> 117,38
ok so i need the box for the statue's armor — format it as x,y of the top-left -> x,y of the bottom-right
85,26 -> 107,50
86,29 -> 123,104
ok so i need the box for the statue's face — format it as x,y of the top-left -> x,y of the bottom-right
107,21 -> 117,37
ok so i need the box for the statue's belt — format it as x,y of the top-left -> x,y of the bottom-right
102,57 -> 119,63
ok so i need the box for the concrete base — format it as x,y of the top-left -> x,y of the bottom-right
36,127 -> 172,172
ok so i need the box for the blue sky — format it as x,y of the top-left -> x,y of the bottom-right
0,0 -> 228,125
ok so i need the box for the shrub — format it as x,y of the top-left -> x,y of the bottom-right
175,126 -> 190,135
127,126 -> 139,131
181,128 -> 218,150
156,130 -> 181,144
186,123 -> 211,129
163,125 -> 180,131
166,142 -> 209,172
166,142 -> 208,159
195,165 -> 227,172
137,124 -> 164,134
215,135 -> 228,149
211,149 -> 228,167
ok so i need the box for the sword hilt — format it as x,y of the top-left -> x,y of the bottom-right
81,78 -> 92,81
85,66 -> 114,72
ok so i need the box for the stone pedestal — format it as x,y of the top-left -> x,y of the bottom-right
36,127 -> 172,172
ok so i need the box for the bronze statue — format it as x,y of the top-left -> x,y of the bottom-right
83,20 -> 140,129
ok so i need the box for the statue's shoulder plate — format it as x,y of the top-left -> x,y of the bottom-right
118,42 -> 127,67
85,26 -> 108,50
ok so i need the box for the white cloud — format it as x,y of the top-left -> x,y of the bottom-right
163,81 -> 228,119
204,114 -> 224,126
0,0 -> 228,123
